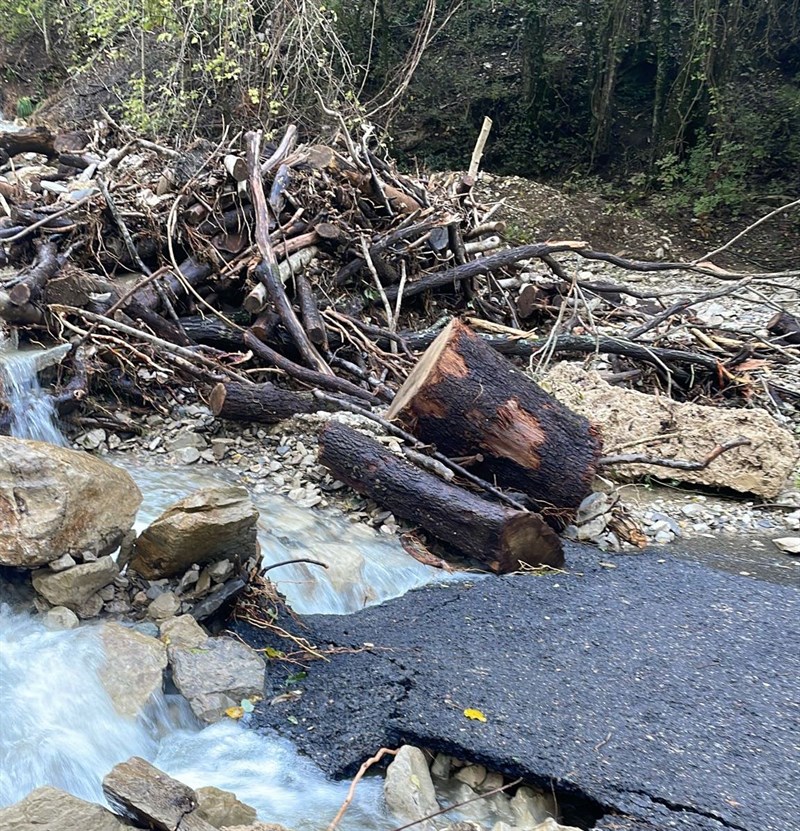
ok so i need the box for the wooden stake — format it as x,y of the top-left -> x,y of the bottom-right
468,116 -> 493,180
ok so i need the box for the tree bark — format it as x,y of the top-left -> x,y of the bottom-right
180,315 -> 245,350
767,311 -> 800,345
318,420 -> 564,573
209,380 -> 338,423
0,127 -> 55,157
294,271 -> 328,348
0,241 -> 64,323
387,319 -> 602,513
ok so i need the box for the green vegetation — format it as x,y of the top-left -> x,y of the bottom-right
1,0 -> 798,219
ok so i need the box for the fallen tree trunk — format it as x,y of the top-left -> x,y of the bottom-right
0,127 -> 55,157
318,420 -> 564,572
209,380 -> 338,423
387,319 -> 602,513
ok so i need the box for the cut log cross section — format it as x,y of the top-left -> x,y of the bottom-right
387,319 -> 602,513
318,420 -> 564,573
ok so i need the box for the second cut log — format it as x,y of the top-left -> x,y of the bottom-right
318,420 -> 564,573
210,381 -> 338,424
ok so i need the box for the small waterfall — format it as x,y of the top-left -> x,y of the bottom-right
123,461 -> 448,616
0,341 -> 69,446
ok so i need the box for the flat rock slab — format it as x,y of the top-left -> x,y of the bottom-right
243,547 -> 800,831
0,786 -> 133,831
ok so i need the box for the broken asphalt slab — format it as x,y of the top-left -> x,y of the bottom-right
238,546 -> 800,830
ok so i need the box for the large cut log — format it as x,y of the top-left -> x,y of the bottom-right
386,319 -> 602,513
318,420 -> 564,573
210,380 -> 339,424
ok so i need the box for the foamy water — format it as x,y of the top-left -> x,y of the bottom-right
123,460 -> 445,616
0,343 -> 68,446
0,606 -> 388,828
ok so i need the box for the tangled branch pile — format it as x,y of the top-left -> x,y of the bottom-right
1,119 -> 799,566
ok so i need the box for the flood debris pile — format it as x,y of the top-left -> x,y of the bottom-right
1,121 -> 799,567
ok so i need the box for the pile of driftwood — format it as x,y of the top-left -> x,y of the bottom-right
1,120 -> 798,571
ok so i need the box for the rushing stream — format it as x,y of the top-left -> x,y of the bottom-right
0,343 -> 434,828
0,605 -> 388,828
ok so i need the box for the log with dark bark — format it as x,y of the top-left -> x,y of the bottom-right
210,380 -> 338,423
387,319 -> 602,513
767,311 -> 800,345
0,127 -> 56,157
318,420 -> 564,573
0,241 -> 64,323
53,347 -> 88,415
180,315 -> 246,350
7,241 -> 62,306
121,257 -> 213,315
384,241 -> 586,301
294,271 -> 328,348
0,291 -> 43,324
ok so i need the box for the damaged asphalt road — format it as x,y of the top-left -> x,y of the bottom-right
238,546 -> 800,831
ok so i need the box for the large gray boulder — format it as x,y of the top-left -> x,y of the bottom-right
99,622 -> 168,719
0,786 -> 133,830
32,555 -> 119,613
0,437 -> 141,568
129,487 -> 258,580
169,636 -> 265,724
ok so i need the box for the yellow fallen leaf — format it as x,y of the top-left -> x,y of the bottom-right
463,708 -> 487,722
225,706 -> 244,720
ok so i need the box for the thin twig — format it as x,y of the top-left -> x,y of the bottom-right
600,437 -> 751,470
261,558 -> 329,574
327,747 -> 399,831
696,197 -> 800,264
51,305 -> 249,383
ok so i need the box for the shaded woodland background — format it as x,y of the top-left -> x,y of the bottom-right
1,0 -> 799,221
